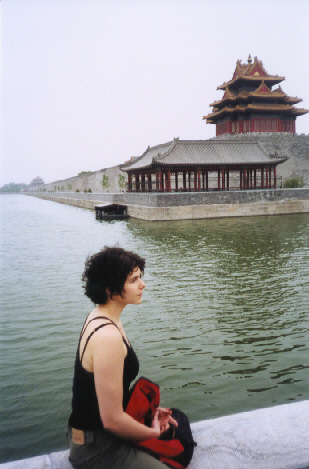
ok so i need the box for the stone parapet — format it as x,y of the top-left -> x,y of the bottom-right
1,400 -> 309,469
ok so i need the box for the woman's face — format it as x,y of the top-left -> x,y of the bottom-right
121,267 -> 146,305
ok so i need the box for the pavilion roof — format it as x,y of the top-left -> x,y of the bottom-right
217,56 -> 284,90
123,139 -> 286,171
208,83 -> 303,108
204,103 -> 309,122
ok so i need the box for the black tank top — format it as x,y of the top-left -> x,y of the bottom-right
68,316 -> 139,431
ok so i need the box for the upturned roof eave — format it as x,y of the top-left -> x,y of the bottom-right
203,104 -> 302,120
217,75 -> 285,90
123,139 -> 175,171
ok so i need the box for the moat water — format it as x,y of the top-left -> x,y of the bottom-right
0,194 -> 308,462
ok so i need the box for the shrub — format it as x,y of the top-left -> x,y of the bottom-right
283,176 -> 305,188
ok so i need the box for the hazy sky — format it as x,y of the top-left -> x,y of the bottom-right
2,0 -> 309,186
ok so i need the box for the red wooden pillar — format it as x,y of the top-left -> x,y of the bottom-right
197,170 -> 201,191
156,171 -> 160,191
273,167 -> 277,188
128,174 -> 132,192
240,170 -> 243,189
221,169 -> 225,190
226,170 -> 230,190
250,170 -> 253,189
278,119 -> 282,132
269,168 -> 272,188
188,172 -> 191,191
167,170 -> 171,192
261,169 -> 264,188
218,171 -> 221,190
183,171 -> 186,190
161,171 -> 165,192
194,171 -> 197,191
175,171 -> 178,192
254,169 -> 257,189
244,169 -> 247,189
206,171 -> 209,191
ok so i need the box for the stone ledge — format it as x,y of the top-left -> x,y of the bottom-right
1,400 -> 308,469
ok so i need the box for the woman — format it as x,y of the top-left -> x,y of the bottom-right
68,246 -> 177,469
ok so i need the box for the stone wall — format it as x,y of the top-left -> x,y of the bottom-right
39,165 -> 125,194
215,133 -> 309,186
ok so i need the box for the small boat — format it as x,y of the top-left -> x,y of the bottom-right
95,204 -> 130,221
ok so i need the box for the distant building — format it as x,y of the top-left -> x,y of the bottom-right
203,55 -> 308,136
30,176 -> 45,186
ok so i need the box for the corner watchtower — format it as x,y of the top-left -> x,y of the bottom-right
203,55 -> 308,136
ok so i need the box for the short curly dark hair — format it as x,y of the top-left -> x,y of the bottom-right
82,246 -> 145,304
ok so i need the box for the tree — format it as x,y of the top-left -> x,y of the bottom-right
0,182 -> 27,193
102,174 -> 110,191
118,174 -> 126,191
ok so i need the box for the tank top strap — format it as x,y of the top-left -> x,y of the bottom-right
79,316 -> 129,365
80,315 -> 121,341
80,322 -> 118,364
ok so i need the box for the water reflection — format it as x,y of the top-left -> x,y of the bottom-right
125,214 -> 309,421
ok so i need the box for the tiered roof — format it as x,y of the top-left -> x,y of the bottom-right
203,56 -> 308,124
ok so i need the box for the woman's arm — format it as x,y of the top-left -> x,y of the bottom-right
92,328 -> 160,441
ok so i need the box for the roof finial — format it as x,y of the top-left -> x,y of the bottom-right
247,54 -> 252,64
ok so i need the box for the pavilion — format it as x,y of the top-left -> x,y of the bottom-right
123,138 -> 286,193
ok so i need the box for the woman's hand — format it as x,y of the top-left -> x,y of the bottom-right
151,407 -> 178,435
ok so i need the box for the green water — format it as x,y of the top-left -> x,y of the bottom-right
0,194 -> 308,462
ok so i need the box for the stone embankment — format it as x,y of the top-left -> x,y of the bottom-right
28,188 -> 309,221
1,400 -> 309,469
